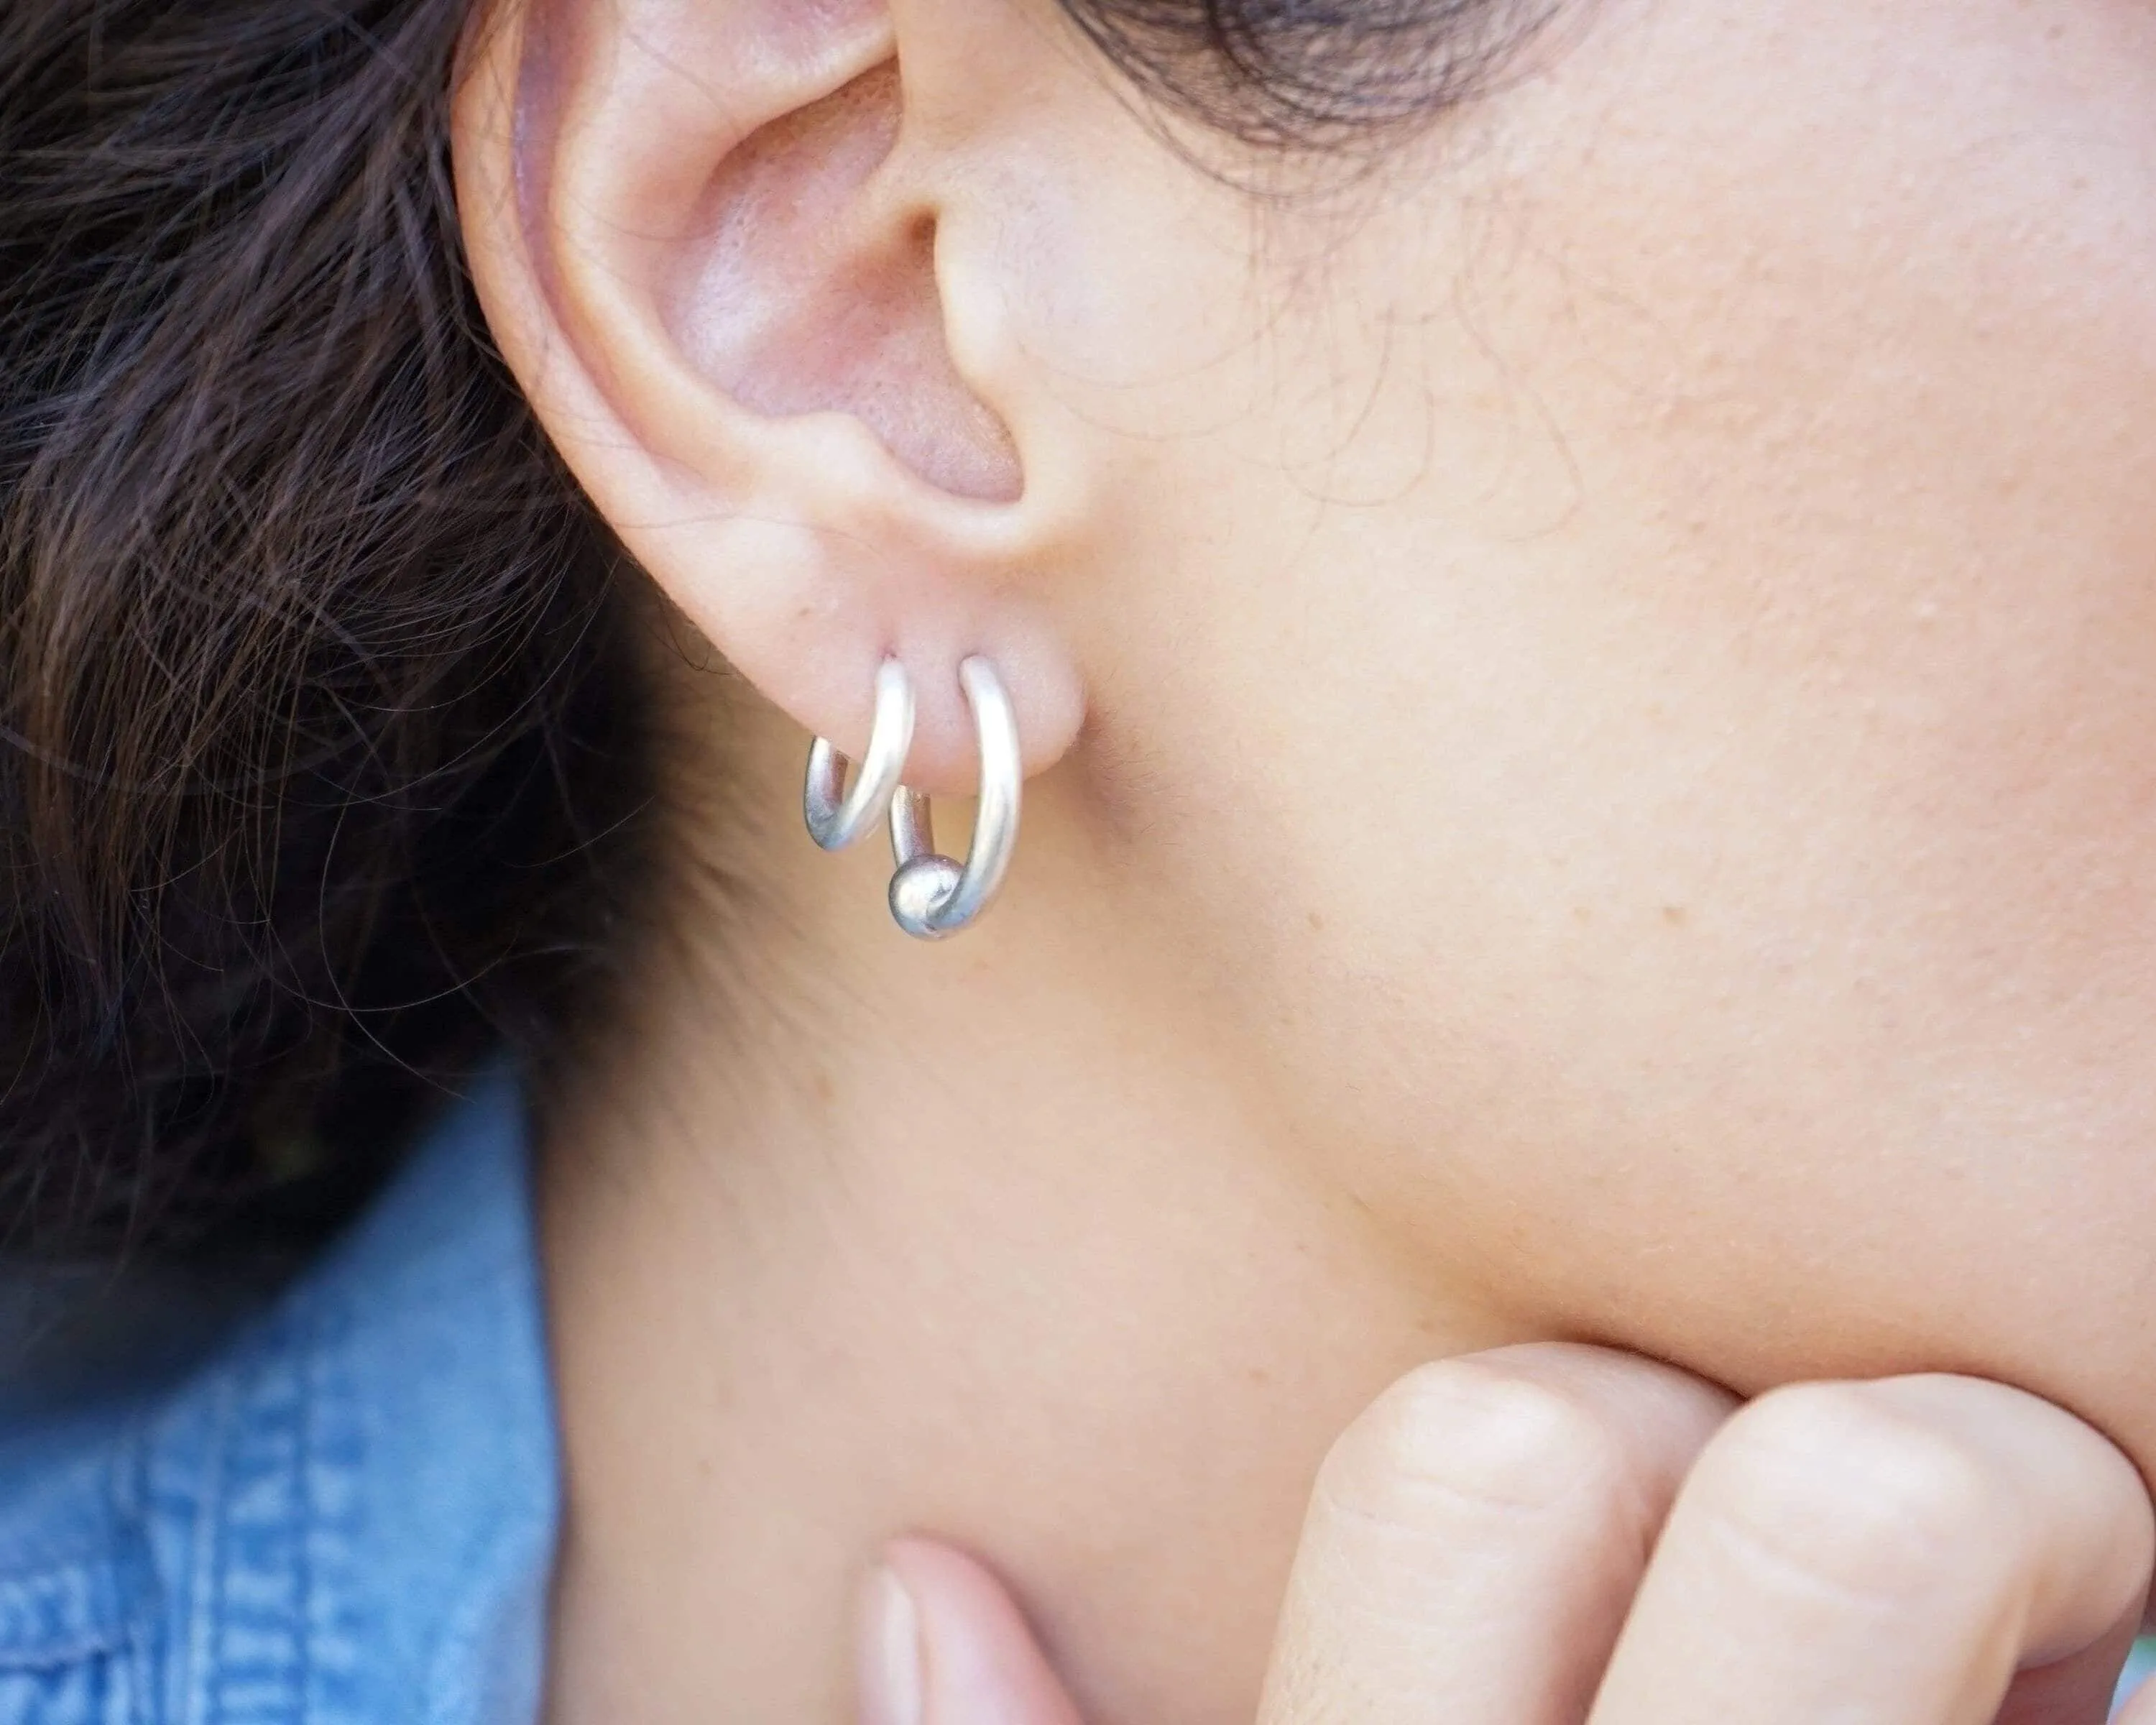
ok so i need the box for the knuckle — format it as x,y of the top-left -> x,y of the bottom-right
1697,1383 -> 2007,1600
1320,1358 -> 1632,1527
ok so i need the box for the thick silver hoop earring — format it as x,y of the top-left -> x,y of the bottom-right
886,657 -> 1021,941
804,658 -> 914,852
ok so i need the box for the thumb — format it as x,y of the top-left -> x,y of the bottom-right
859,1538 -> 1089,1725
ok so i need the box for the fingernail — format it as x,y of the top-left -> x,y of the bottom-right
859,1565 -> 925,1725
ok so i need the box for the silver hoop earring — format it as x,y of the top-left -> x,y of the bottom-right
886,657 -> 1021,941
804,658 -> 913,852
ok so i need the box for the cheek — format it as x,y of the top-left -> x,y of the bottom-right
1082,0 -> 2156,1421
1450,0 -> 2156,1374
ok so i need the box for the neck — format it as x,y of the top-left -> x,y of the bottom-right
537,683 -> 1520,1724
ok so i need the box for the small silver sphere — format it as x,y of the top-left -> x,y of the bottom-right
889,854 -> 965,941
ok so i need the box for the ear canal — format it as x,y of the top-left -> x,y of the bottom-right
664,63 -> 1022,504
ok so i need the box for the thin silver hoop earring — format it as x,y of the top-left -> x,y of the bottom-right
886,657 -> 1021,941
804,658 -> 913,852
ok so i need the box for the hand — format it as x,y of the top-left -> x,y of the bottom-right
857,1346 -> 2156,1724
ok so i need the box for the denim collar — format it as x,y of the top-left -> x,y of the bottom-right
0,1067 -> 556,1724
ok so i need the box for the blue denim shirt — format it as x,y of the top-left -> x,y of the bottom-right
0,1070 -> 553,1724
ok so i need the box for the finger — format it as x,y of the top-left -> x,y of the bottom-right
1994,1602 -> 2142,1725
1257,1343 -> 1736,1725
2107,1637 -> 2156,1725
1586,1376 -> 2156,1725
859,1537 -> 1088,1725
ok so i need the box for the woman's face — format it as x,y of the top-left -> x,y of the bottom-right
1043,0 -> 2156,1450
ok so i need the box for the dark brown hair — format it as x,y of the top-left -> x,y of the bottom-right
1061,0 -> 1554,149
0,0 -> 1532,1262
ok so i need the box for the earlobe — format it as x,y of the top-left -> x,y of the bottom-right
451,0 -> 1085,795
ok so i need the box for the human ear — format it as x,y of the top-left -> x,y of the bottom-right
452,0 -> 1087,793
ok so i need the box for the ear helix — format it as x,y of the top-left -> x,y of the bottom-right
802,657 -> 1022,940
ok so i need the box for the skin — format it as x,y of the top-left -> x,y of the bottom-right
449,0 -> 2156,1719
